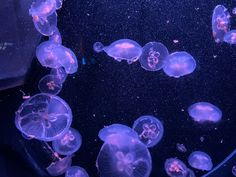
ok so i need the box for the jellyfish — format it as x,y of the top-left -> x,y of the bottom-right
164,158 -> 188,177
98,124 -> 138,142
29,0 -> 57,18
233,7 -> 236,15
139,42 -> 169,71
232,166 -> 236,176
52,128 -> 82,155
132,115 -> 164,148
55,0 -> 63,9
188,151 -> 213,171
15,93 -> 72,141
93,39 -> 142,64
176,143 -> 187,153
46,155 -> 72,176
97,133 -> 152,177
223,30 -> 236,44
186,168 -> 196,177
38,74 -> 62,95
65,166 -> 89,177
188,102 -> 222,123
49,27 -> 62,44
212,5 -> 231,43
50,67 -> 68,84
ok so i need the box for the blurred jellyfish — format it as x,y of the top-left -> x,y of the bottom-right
212,5 -> 231,43
188,151 -> 213,171
163,52 -> 196,78
49,27 -> 62,44
29,0 -> 57,17
65,166 -> 89,177
188,102 -> 222,123
46,155 -> 72,176
132,115 -> 164,148
186,168 -> 196,177
52,128 -> 82,155
232,166 -> 236,176
55,0 -> 63,9
98,124 -> 138,142
93,39 -> 142,64
139,42 -> 169,71
223,30 -> 236,44
97,133 -> 152,177
233,7 -> 236,15
15,93 -> 72,141
38,74 -> 62,95
176,143 -> 187,153
50,67 -> 67,84
165,158 -> 188,177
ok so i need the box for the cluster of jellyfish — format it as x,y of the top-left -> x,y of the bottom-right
14,0 -> 88,176
93,39 -> 197,78
212,4 -> 236,44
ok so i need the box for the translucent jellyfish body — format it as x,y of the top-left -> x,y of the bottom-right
186,169 -> 196,177
176,143 -> 187,153
29,0 -> 57,17
49,27 -> 62,44
97,133 -> 152,177
223,30 -> 236,44
36,41 -> 78,74
212,5 -> 231,43
163,51 -> 196,78
94,39 -> 142,64
65,166 -> 89,177
188,102 -> 222,123
98,124 -> 138,142
188,151 -> 213,171
139,42 -> 169,71
164,158 -> 188,177
50,67 -> 68,84
15,93 -> 72,141
38,74 -> 62,95
132,115 -> 164,148
52,128 -> 82,155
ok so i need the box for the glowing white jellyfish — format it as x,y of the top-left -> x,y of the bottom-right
164,158 -> 188,177
65,166 -> 89,177
38,74 -> 62,95
188,151 -> 213,171
93,39 -> 142,64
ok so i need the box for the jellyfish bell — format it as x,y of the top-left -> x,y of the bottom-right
93,42 -> 104,53
29,0 -> 57,18
38,74 -> 62,95
164,158 -> 188,177
65,166 -> 89,177
52,127 -> 82,155
15,93 -> 72,142
50,67 -> 67,84
188,151 -> 213,171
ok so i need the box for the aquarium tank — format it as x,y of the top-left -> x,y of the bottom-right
0,0 -> 235,177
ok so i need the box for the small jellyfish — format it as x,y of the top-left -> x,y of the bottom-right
55,0 -> 63,9
233,7 -> 236,15
38,74 -> 62,95
164,158 -> 188,177
176,143 -> 187,153
15,93 -> 72,141
212,5 -> 231,43
188,102 -> 222,123
49,27 -> 62,44
50,67 -> 67,84
29,0 -> 57,17
93,39 -> 142,64
232,165 -> 236,176
97,133 -> 152,177
52,128 -> 82,155
132,115 -> 164,148
139,42 -> 169,71
46,155 -> 72,176
223,30 -> 236,44
98,124 -> 138,142
65,166 -> 89,177
163,51 -> 196,78
188,151 -> 213,171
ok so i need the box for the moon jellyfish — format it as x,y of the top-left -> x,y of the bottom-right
163,52 -> 196,78
176,143 -> 187,153
65,166 -> 89,177
139,42 -> 169,71
50,67 -> 67,84
46,156 -> 72,176
49,27 -> 62,44
98,124 -> 138,142
165,158 -> 188,177
97,133 -> 152,177
52,128 -> 82,155
15,93 -> 72,141
132,115 -> 164,148
29,0 -> 57,17
232,166 -> 236,176
94,39 -> 142,64
212,5 -> 231,43
188,102 -> 222,123
188,151 -> 213,171
223,30 -> 236,44
38,74 -> 62,95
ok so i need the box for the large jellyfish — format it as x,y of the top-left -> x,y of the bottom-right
15,93 -> 72,141
65,166 -> 89,177
98,124 -> 138,142
188,102 -> 222,123
38,74 -> 62,95
132,115 -> 164,148
212,5 -> 231,43
163,51 -> 196,78
52,128 -> 82,155
97,133 -> 152,177
164,158 -> 188,177
188,151 -> 213,171
139,42 -> 169,71
223,30 -> 236,44
93,39 -> 142,64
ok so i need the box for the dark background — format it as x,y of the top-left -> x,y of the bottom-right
0,0 -> 236,177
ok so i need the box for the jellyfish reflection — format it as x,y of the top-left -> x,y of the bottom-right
188,151 -> 213,171
38,74 -> 62,95
165,158 -> 188,177
66,166 -> 89,177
